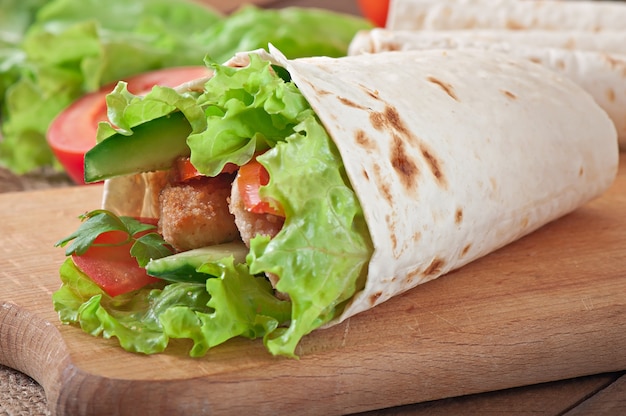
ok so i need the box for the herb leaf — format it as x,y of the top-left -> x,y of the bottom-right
55,209 -> 172,267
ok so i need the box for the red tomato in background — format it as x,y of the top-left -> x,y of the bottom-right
71,218 -> 161,297
357,0 -> 390,27
47,66 -> 211,185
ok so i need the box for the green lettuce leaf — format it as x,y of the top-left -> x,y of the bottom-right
187,54 -> 314,176
159,257 -> 291,357
248,118 -> 372,357
53,258 -> 174,353
200,5 -> 372,64
53,255 -> 291,356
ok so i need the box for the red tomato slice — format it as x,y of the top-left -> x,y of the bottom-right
71,218 -> 162,297
357,0 -> 389,27
47,66 -> 211,185
237,159 -> 284,217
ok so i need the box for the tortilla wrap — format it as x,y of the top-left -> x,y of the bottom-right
387,0 -> 626,31
349,29 -> 626,55
349,29 -> 626,149
103,46 -> 618,330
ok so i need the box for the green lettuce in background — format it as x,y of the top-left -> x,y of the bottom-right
0,0 -> 371,175
0,0 -> 48,101
0,0 -> 221,174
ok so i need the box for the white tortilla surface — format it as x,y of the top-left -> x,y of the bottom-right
387,0 -> 626,31
349,29 -> 626,148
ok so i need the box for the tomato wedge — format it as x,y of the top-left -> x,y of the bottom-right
47,66 -> 211,185
71,218 -> 161,297
357,0 -> 389,27
237,159 -> 284,217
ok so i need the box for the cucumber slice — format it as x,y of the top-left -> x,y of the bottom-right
146,242 -> 249,283
84,112 -> 191,183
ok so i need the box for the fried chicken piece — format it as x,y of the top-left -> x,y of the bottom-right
230,177 -> 286,296
158,174 -> 239,252
229,178 -> 284,247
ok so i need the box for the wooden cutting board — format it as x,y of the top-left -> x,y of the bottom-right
1,156 -> 625,415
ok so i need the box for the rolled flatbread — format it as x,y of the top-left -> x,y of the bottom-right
100,46 -> 618,353
349,29 -> 626,55
387,0 -> 626,31
349,29 -> 626,149
271,47 -> 617,323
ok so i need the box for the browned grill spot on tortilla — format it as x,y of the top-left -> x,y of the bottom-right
505,19 -> 526,30
390,134 -> 420,190
384,105 -> 411,137
520,216 -> 529,229
385,213 -> 399,253
426,76 -> 458,101
461,244 -> 472,258
455,208 -> 463,225
564,39 -> 577,50
337,96 -> 367,109
369,105 -> 420,147
500,89 -> 517,100
380,182 -> 393,205
304,79 -> 331,96
369,291 -> 383,306
423,257 -> 445,276
362,169 -> 370,181
358,83 -> 380,100
555,59 -> 566,71
606,88 -> 616,103
600,53 -> 626,76
354,129 -> 378,151
373,163 -> 394,205
420,144 -> 446,188
489,177 -> 498,191
369,111 -> 385,131
404,267 -> 421,284
579,166 -> 585,176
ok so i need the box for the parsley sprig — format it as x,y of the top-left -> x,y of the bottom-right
55,209 -> 173,267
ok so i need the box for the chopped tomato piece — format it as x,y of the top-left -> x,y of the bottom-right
71,218 -> 162,297
170,157 -> 238,183
237,159 -> 284,217
47,66 -> 211,185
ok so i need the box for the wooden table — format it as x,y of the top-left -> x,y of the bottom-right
2,1 -> 626,415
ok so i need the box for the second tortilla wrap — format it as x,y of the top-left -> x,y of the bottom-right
349,29 -> 626,55
386,0 -> 626,31
349,29 -> 626,149
101,47 -> 617,350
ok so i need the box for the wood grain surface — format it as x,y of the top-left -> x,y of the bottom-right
0,156 -> 624,415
